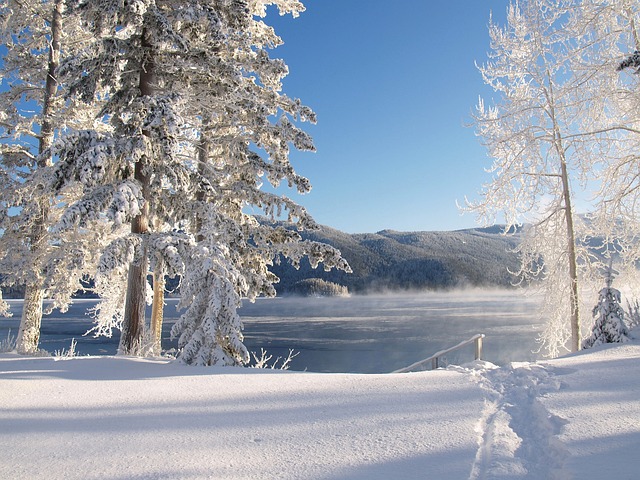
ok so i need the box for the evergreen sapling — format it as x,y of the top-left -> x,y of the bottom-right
582,263 -> 630,349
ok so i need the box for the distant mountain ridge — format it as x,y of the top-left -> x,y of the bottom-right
0,224 -> 522,298
270,223 -> 522,294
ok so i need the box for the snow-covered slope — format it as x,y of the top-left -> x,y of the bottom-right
1,338 -> 639,479
269,224 -> 521,293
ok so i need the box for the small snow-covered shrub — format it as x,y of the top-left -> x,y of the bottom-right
626,299 -> 640,329
250,348 -> 300,370
0,330 -> 16,353
53,338 -> 78,359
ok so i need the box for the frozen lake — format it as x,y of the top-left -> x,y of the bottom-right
0,290 -> 544,373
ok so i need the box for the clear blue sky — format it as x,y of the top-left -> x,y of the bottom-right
264,1 -> 509,234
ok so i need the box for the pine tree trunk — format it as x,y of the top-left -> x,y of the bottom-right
149,259 -> 165,354
16,286 -> 45,354
119,147 -> 151,356
16,0 -> 62,355
119,243 -> 147,354
195,130 -> 210,242
17,204 -> 48,354
119,28 -> 154,355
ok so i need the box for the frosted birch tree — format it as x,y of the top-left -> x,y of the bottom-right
52,0 -> 349,364
578,1 -> 640,271
0,0 -> 102,353
465,0 -> 613,356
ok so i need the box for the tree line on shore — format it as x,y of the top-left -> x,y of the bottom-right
2,0 -> 640,363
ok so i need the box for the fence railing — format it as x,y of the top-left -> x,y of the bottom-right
392,333 -> 485,373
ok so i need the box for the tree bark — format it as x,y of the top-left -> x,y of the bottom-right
623,0 -> 640,51
149,257 -> 165,354
119,28 -> 154,355
560,158 -> 581,352
16,0 -> 62,354
546,66 -> 581,354
195,127 -> 210,243
120,159 -> 151,354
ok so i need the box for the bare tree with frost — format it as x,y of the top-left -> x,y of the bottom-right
52,0 -> 349,364
464,0 -> 620,356
0,0 -> 106,353
578,1 -> 640,276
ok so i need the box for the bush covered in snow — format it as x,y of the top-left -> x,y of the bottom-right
582,266 -> 630,349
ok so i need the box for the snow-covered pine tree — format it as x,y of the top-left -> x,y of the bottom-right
53,0 -> 349,364
0,0 -> 105,353
582,262 -> 630,348
617,50 -> 640,72
166,4 -> 350,365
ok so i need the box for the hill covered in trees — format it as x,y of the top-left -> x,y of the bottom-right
270,224 -> 521,294
1,224 -> 522,298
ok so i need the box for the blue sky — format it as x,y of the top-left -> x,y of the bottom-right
264,1 -> 510,234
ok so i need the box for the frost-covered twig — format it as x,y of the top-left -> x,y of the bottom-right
53,338 -> 78,359
0,330 -> 17,353
250,348 -> 300,370
626,299 -> 640,328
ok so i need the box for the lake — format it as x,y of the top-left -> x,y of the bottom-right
0,290 -> 544,373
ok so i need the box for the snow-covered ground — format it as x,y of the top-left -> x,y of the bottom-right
1,334 -> 639,479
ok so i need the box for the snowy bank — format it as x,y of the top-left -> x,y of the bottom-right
1,339 -> 639,479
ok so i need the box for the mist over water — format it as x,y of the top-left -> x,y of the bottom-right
0,290 -> 543,373
239,290 -> 543,373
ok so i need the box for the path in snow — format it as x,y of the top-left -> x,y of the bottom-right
468,362 -> 569,480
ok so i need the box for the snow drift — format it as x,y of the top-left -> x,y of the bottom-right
1,336 -> 639,479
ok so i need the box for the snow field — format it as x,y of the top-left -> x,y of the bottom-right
0,356 -> 484,480
1,337 -> 640,479
538,344 -> 640,480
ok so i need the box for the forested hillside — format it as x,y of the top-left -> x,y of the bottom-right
270,224 -> 521,293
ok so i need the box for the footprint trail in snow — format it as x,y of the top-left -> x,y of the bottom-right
468,362 -> 570,480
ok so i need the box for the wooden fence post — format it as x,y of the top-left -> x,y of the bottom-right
475,335 -> 483,361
